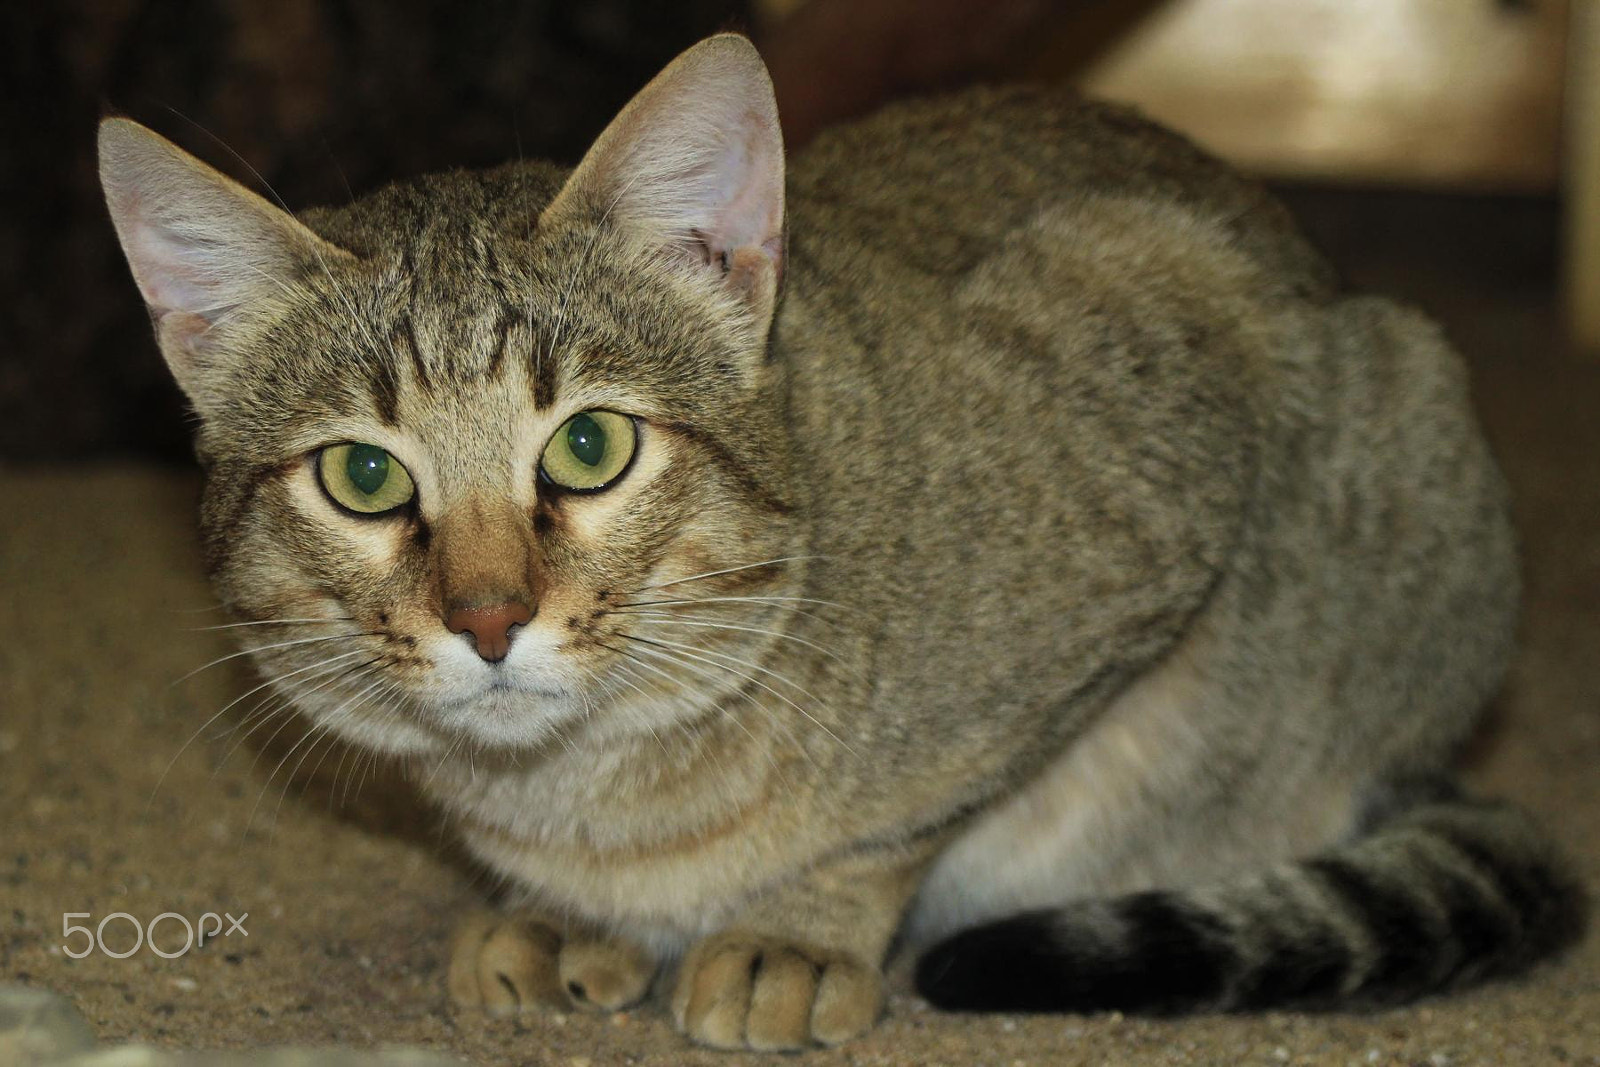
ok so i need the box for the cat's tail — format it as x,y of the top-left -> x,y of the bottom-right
915,788 -> 1587,1014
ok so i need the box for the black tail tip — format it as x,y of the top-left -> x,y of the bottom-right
921,921 -> 1043,1011
916,916 -> 1059,1012
916,893 -> 1241,1016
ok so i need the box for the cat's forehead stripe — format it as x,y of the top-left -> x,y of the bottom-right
484,306 -> 516,381
397,308 -> 434,394
367,347 -> 401,425
531,337 -> 557,410
395,245 -> 436,394
382,213 -> 569,404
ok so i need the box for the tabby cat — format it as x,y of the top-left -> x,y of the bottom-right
100,34 -> 1584,1052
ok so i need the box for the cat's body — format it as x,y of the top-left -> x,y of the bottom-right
101,36 -> 1582,1052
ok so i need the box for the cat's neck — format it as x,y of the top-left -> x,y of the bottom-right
409,696 -> 791,850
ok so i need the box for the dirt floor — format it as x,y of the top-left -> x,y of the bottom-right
2,189 -> 1597,1065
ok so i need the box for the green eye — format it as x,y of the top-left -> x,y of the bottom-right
318,443 -> 416,514
540,410 -> 636,491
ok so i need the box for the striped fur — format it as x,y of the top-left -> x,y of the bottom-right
918,792 -> 1587,1014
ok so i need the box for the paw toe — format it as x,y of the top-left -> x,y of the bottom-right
746,948 -> 818,1051
681,940 -> 760,1048
811,957 -> 883,1046
675,934 -> 883,1050
559,937 -> 656,1011
447,911 -> 563,1013
480,921 -> 564,1013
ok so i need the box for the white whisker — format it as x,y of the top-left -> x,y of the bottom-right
171,631 -> 375,686
248,670 -> 386,833
640,555 -> 823,592
221,656 -> 382,773
623,630 -> 821,703
147,648 -> 371,811
611,612 -> 845,663
621,594 -> 841,611
184,617 -> 355,632
275,676 -> 394,825
621,636 -> 856,758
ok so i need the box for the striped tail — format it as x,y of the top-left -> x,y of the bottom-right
915,791 -> 1587,1014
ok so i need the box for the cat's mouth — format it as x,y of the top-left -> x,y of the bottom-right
413,676 -> 580,749
436,676 -> 569,710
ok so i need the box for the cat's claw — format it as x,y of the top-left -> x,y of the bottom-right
448,911 -> 654,1016
672,933 -> 884,1051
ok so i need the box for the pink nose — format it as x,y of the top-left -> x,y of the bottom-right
445,601 -> 533,662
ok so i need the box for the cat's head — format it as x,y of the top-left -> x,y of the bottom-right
100,35 -> 800,755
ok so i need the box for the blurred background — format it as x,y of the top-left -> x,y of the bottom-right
0,0 -> 1593,461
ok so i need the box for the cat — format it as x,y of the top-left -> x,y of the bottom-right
99,33 -> 1584,1052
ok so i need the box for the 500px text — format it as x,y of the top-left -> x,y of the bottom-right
62,911 -> 248,958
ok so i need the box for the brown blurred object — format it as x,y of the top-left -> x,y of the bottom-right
759,0 -> 1077,147
762,0 -> 1567,190
1059,0 -> 1593,353
1066,0 -> 1568,192
1566,0 -> 1600,352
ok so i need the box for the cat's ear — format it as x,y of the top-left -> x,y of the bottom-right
98,117 -> 349,411
542,35 -> 786,329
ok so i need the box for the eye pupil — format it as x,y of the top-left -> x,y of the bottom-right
540,410 -> 634,491
567,413 -> 606,467
345,443 -> 390,495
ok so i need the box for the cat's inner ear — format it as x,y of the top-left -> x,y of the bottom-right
97,118 -> 349,410
542,34 -> 786,324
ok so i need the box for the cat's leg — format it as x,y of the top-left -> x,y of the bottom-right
671,843 -> 931,1051
448,908 -> 656,1015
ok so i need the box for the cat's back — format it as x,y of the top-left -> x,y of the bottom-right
785,86 -> 1336,300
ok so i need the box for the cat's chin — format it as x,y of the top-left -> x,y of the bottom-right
421,684 -> 583,751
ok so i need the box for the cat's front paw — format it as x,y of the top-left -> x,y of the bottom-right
558,934 -> 657,1012
448,910 -> 655,1016
671,932 -> 884,1051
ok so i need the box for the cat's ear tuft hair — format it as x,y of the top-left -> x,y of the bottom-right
542,35 -> 786,328
97,118 -> 349,412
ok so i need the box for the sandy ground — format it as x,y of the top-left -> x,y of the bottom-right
2,191 -> 1597,1065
